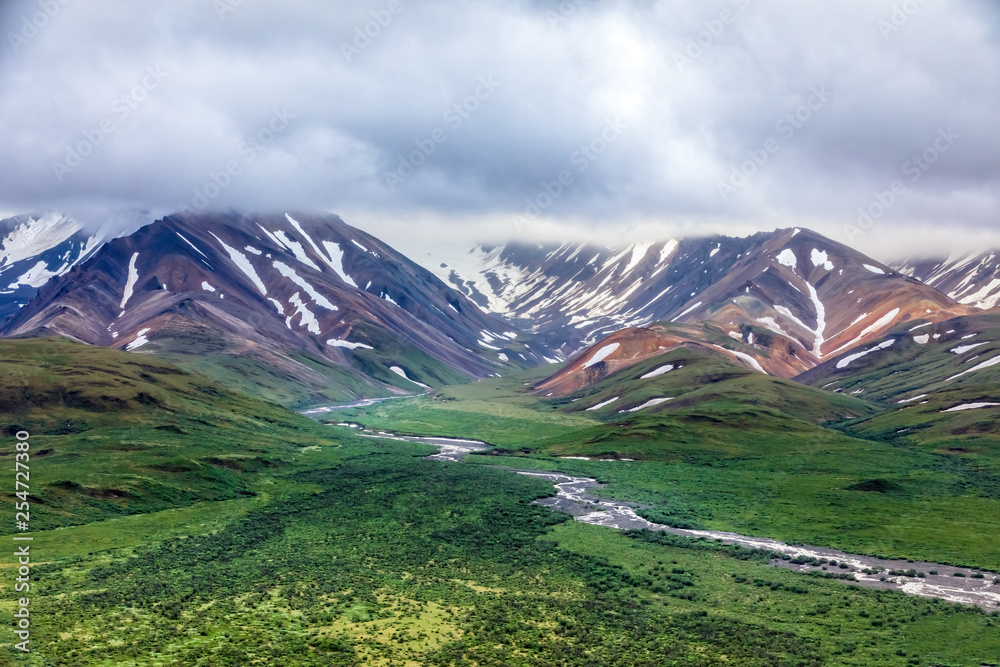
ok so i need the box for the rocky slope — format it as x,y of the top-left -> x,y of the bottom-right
3,211 -> 540,406
0,213 -> 108,326
894,250 -> 1000,311
433,228 -> 969,362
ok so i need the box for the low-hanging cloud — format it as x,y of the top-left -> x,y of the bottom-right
0,0 -> 997,259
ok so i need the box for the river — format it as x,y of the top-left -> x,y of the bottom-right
340,428 -> 1000,609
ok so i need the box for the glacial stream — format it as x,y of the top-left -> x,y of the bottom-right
341,427 -> 1000,609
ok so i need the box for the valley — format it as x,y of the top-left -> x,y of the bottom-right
344,428 -> 1000,609
2,219 -> 1000,665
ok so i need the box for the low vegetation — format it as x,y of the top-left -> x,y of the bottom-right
2,339 -> 999,664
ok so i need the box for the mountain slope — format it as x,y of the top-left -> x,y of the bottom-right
532,321 -> 814,397
432,228 -> 969,362
0,337 -> 341,529
0,213 -> 107,326
3,211 -> 541,406
895,250 -> 1000,310
796,311 -> 1000,459
796,310 -> 1000,403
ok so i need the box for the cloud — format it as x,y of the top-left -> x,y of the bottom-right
0,0 -> 997,259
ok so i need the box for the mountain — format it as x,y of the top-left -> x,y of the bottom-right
532,321 -> 814,398
2,211 -> 542,406
0,213 -> 107,326
796,310 -> 1000,453
797,310 -> 1000,404
432,228 -> 970,363
894,250 -> 1000,310
524,343 -> 878,464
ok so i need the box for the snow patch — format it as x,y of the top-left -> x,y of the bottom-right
804,282 -> 827,356
273,230 -> 321,271
175,233 -> 208,259
897,394 -> 929,404
623,398 -> 673,413
274,261 -> 338,310
586,396 -> 620,411
322,241 -> 358,287
583,342 -> 620,368
864,264 -> 886,275
776,249 -> 797,268
950,342 -> 989,355
126,328 -> 151,351
390,366 -> 430,389
712,345 -> 766,373
836,338 -> 896,369
913,334 -> 930,345
947,355 -> 1000,382
641,364 -> 675,379
201,281 -> 216,292
674,301 -> 703,321
942,403 -> 1000,413
120,252 -> 140,309
211,234 -> 268,296
286,293 -> 321,334
6,260 -> 62,289
327,339 -> 374,350
624,243 -> 653,274
811,249 -> 834,270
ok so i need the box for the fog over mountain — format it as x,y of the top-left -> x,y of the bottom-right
0,0 -> 998,258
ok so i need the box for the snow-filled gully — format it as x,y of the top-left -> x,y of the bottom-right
340,429 -> 1000,610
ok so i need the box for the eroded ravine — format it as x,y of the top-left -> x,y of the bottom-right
342,428 -> 1000,609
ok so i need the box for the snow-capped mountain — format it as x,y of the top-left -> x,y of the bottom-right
894,250 -> 1000,311
431,228 -> 969,366
3,211 -> 541,406
0,213 -> 107,325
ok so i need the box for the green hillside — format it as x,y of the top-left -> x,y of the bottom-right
0,337 -> 341,528
1,339 -> 999,664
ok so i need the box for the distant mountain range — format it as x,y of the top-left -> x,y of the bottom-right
434,228 -> 972,376
1,211 -> 541,406
1,210 -> 995,407
0,213 -> 107,325
893,251 -> 1000,310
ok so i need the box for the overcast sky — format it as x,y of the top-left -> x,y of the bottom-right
0,0 -> 997,260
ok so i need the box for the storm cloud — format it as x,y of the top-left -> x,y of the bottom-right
0,0 -> 997,258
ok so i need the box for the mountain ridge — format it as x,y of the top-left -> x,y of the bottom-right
2,211 -> 541,406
